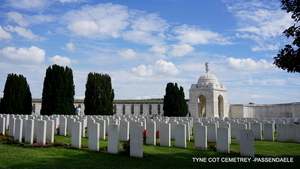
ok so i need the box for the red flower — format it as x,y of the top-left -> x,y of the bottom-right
85,126 -> 88,129
156,130 -> 160,138
105,134 -> 108,136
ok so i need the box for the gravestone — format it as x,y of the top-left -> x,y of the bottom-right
285,124 -> 296,142
25,119 -> 34,144
252,123 -> 262,140
207,123 -> 217,142
276,123 -> 286,142
0,117 -> 5,135
146,121 -> 156,145
37,120 -> 46,144
46,120 -> 54,143
108,124 -> 120,154
71,121 -> 82,149
120,120 -> 129,141
14,119 -> 23,142
175,123 -> 186,148
194,125 -> 207,150
240,130 -> 254,157
130,125 -> 144,158
264,123 -> 274,141
88,123 -> 100,151
160,122 -> 170,147
236,123 -> 247,144
217,127 -> 229,153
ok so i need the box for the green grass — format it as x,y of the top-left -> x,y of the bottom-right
0,135 -> 299,169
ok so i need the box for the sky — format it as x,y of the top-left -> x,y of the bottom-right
0,0 -> 299,104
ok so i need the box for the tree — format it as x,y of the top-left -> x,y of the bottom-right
84,73 -> 114,115
41,64 -> 75,115
163,82 -> 188,117
274,0 -> 300,73
0,74 -> 32,114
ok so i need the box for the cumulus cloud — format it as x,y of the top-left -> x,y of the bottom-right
169,44 -> 194,57
0,26 -> 12,40
227,57 -> 273,70
63,3 -> 130,38
117,49 -> 136,59
250,78 -> 286,86
7,12 -> 29,27
4,25 -> 43,40
173,24 -> 231,45
62,43 -> 75,52
132,59 -> 180,76
0,46 -> 45,64
49,55 -> 76,66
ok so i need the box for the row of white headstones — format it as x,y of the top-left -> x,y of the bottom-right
0,114 -> 300,158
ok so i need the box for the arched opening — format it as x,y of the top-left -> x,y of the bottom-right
198,95 -> 206,117
218,95 -> 224,117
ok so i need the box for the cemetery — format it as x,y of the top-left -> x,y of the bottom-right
0,62 -> 299,168
0,113 -> 300,168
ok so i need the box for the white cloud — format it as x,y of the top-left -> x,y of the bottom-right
226,0 -> 293,51
122,12 -> 168,45
169,44 -> 194,57
27,14 -> 56,25
5,0 -> 51,10
251,78 -> 286,86
132,59 -> 180,76
63,3 -> 130,38
117,49 -> 136,59
49,55 -> 76,66
227,57 -> 273,70
4,25 -> 43,40
0,26 -> 12,40
149,45 -> 168,54
7,12 -> 29,27
62,43 -> 75,52
173,24 -> 231,45
0,46 -> 45,64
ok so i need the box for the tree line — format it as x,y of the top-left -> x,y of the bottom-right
0,64 -> 188,116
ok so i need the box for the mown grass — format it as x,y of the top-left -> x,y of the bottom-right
0,135 -> 299,169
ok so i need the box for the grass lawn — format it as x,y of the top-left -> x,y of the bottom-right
0,135 -> 299,169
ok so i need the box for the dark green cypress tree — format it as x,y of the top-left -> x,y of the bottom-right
0,74 -> 32,114
41,64 -> 75,115
84,73 -> 114,115
163,82 -> 188,117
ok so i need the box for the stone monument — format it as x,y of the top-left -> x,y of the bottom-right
189,62 -> 228,117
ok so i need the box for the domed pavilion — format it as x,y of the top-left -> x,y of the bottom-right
189,62 -> 228,117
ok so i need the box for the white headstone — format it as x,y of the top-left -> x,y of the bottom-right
0,117 -> 5,135
146,121 -> 156,145
25,119 -> 34,144
264,123 -> 274,141
236,123 -> 247,145
207,123 -> 217,142
194,125 -> 207,150
108,124 -> 120,154
130,125 -> 144,158
120,120 -> 129,141
71,121 -> 82,149
14,119 -> 23,142
240,129 -> 254,157
46,120 -> 54,143
160,122 -> 170,147
217,127 -> 229,153
175,123 -> 186,148
37,120 -> 46,144
252,122 -> 262,140
88,122 -> 100,151
277,123 -> 286,142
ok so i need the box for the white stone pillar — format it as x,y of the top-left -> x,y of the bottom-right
14,119 -> 23,142
108,124 -> 120,154
46,120 -> 54,143
175,123 -> 186,148
37,120 -> 46,144
160,122 -> 170,147
25,119 -> 34,144
71,121 -> 82,149
146,121 -> 156,145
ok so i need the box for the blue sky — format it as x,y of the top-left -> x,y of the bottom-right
0,0 -> 299,104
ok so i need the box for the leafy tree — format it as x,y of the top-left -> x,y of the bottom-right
0,74 -> 32,114
84,73 -> 114,115
274,0 -> 300,73
41,64 -> 75,115
163,82 -> 188,117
